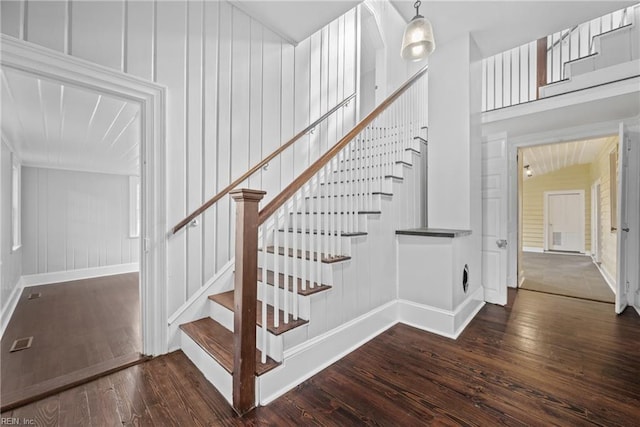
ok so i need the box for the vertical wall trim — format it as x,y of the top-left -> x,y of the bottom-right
214,0 -> 221,270
228,6 -> 235,261
307,36 -> 311,166
65,0 -> 71,55
200,0 -> 206,285
279,40 -> 283,190
122,0 -> 129,73
184,1 -> 190,301
152,0 -> 157,82
20,0 -> 27,40
260,26 -> 264,185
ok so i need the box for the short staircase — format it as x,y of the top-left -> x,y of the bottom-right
175,66 -> 429,414
541,5 -> 640,97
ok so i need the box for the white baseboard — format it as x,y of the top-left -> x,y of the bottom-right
523,246 -> 543,253
1,277 -> 24,338
398,286 -> 485,339
256,291 -> 486,405
258,301 -> 398,406
21,263 -> 139,287
593,260 -> 616,294
167,259 -> 235,351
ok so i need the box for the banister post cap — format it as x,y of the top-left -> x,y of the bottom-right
230,188 -> 267,202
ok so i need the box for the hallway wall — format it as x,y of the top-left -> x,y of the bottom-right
21,167 -> 139,275
0,142 -> 22,318
0,0 -> 359,314
522,163 -> 592,253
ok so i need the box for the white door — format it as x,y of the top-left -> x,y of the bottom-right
546,192 -> 584,252
482,135 -> 508,305
616,123 -> 640,314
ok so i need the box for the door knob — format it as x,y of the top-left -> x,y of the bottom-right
622,227 -> 630,232
496,239 -> 508,249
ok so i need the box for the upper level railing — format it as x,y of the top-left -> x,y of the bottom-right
172,92 -> 356,234
482,4 -> 637,112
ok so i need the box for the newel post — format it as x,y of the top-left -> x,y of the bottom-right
230,188 -> 266,415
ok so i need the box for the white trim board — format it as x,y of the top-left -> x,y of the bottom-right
523,246 -> 544,253
21,263 -> 139,287
593,259 -> 617,294
1,277 -> 24,338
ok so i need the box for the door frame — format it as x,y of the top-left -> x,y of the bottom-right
543,190 -> 585,253
591,180 -> 601,262
504,119 -> 627,292
0,35 -> 168,355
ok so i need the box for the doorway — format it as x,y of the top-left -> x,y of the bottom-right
0,36 -> 167,410
544,191 -> 585,253
517,137 -> 617,303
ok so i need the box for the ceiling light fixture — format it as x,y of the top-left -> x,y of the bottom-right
400,1 -> 436,61
524,164 -> 533,177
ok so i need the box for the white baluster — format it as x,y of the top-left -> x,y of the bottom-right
301,183 -> 307,293
283,202 -> 289,324
273,214 -> 280,329
260,225 -> 267,364
292,192 -> 299,320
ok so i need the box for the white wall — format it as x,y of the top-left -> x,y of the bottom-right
0,0 -> 359,315
1,142 -> 22,310
21,167 -> 139,275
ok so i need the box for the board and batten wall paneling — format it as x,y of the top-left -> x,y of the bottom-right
590,136 -> 618,281
1,142 -> 22,307
0,0 -> 359,315
522,163 -> 592,252
21,167 -> 139,275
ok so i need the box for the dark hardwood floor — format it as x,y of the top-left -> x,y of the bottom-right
3,289 -> 639,425
1,273 -> 142,410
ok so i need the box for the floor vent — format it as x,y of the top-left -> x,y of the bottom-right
9,337 -> 33,352
28,292 -> 41,300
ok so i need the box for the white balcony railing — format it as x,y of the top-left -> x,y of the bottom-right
482,4 -> 637,112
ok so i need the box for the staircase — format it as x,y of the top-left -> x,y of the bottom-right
540,5 -> 640,97
174,66 -> 428,414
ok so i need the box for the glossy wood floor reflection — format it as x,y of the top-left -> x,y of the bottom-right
1,273 -> 141,409
3,289 -> 639,425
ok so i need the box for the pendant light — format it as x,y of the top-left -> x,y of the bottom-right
400,1 -> 435,61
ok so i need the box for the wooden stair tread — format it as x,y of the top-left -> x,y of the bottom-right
209,291 -> 309,335
258,267 -> 333,294
281,228 -> 367,237
179,317 -> 279,376
262,246 -> 350,265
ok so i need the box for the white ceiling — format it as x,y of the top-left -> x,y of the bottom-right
521,136 -> 612,177
390,1 -> 637,57
231,1 -> 636,57
230,0 -> 361,44
1,67 -> 140,176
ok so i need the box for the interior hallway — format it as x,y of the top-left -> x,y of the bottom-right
521,252 -> 615,303
3,289 -> 639,425
1,273 -> 142,410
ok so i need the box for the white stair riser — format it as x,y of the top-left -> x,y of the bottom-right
258,254 -> 337,280
303,193 -> 384,212
257,282 -> 312,320
319,178 -> 395,194
208,300 -> 285,362
276,230 -> 356,255
181,331 -> 233,404
286,213 -> 368,232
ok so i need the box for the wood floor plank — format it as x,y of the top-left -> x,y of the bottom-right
5,290 -> 640,425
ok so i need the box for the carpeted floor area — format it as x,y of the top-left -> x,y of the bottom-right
521,252 -> 615,303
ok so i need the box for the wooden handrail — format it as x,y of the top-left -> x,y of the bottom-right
258,65 -> 428,224
172,92 -> 357,234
